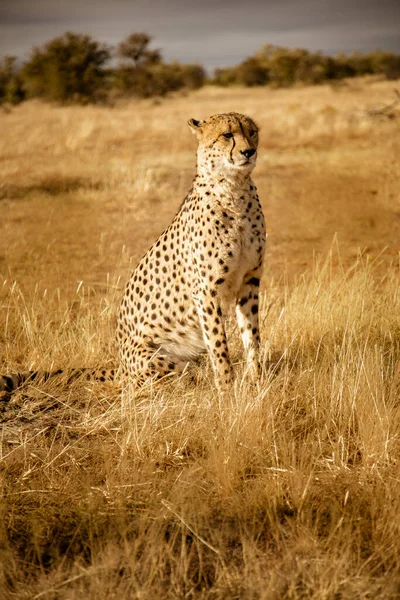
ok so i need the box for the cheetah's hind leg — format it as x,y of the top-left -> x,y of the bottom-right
120,341 -> 188,391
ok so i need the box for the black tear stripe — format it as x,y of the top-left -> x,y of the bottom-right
229,125 -> 236,163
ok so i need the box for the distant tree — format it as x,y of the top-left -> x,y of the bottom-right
292,50 -> 330,85
178,63 -> 206,90
215,43 -> 400,88
236,57 -> 269,86
331,53 -> 357,80
0,56 -> 25,104
114,33 -> 161,96
369,50 -> 400,80
212,67 -> 239,86
266,47 -> 303,86
117,33 -> 161,68
9,31 -> 399,104
114,33 -> 205,97
113,61 -> 206,98
21,32 -> 111,103
347,51 -> 374,76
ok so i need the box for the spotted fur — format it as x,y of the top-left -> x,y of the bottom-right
0,112 -> 266,396
117,112 -> 266,393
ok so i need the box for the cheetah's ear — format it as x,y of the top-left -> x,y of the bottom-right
188,118 -> 204,137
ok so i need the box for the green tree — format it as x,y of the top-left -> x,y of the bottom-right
212,67 -> 239,87
369,50 -> 400,80
0,56 -> 25,104
114,33 -> 161,96
178,63 -> 206,90
236,57 -> 269,86
114,34 -> 205,97
267,47 -> 304,86
21,32 -> 111,103
331,53 -> 356,79
117,33 -> 161,67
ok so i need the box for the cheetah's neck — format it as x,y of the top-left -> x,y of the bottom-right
193,171 -> 255,212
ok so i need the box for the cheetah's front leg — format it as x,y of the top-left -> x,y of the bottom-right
236,269 -> 262,380
194,287 -> 233,393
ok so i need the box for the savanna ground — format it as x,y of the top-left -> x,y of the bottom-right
0,77 -> 400,599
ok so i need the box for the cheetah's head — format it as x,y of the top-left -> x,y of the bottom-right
188,112 -> 258,177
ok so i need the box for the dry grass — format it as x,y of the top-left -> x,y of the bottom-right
1,77 -> 400,598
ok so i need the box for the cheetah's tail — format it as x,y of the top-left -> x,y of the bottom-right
0,367 -> 117,395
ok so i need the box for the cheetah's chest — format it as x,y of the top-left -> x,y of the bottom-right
215,208 -> 265,307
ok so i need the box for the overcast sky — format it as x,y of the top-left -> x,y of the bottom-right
1,0 -> 400,70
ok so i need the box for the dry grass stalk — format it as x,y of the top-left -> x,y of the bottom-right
1,78 -> 400,598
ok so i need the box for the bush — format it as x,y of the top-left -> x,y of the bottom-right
4,31 -> 400,105
178,63 -> 206,90
236,58 -> 269,86
212,67 -> 239,87
256,46 -> 332,87
21,32 -> 111,103
0,56 -> 25,105
212,44 -> 400,89
113,61 -> 206,98
113,34 -> 206,98
369,50 -> 400,80
117,33 -> 161,68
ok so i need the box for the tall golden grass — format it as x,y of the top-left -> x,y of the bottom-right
1,77 -> 400,598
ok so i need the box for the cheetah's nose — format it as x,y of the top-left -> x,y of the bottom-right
240,148 -> 256,159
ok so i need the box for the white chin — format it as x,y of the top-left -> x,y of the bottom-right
230,161 -> 254,170
218,159 -> 255,174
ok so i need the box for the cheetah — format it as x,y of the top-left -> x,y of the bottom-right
117,112 -> 266,393
0,112 -> 266,396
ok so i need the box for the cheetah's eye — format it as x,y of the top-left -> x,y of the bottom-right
249,130 -> 257,137
222,132 -> 233,139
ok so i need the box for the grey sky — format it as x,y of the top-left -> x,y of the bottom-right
1,0 -> 399,70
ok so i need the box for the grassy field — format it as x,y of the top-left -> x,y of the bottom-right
1,77 -> 400,598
